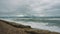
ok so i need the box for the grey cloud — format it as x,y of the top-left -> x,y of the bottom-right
0,0 -> 60,16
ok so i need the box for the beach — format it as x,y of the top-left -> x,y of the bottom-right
0,20 -> 60,34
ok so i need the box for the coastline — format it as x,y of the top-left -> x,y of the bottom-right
0,20 -> 60,34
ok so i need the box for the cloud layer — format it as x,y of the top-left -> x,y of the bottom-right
0,0 -> 60,16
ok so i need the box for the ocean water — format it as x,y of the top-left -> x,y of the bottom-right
0,17 -> 60,33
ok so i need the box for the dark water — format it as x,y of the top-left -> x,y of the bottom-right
13,18 -> 60,26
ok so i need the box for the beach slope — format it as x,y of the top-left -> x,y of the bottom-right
0,20 -> 60,34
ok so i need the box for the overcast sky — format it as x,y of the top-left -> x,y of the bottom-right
0,0 -> 60,17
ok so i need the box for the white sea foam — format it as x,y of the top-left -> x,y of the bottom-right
17,21 -> 60,32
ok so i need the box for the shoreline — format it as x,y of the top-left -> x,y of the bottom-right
0,19 -> 60,34
2,19 -> 60,33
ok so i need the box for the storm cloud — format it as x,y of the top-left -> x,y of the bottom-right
0,0 -> 60,16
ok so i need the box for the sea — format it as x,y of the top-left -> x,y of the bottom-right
0,17 -> 60,33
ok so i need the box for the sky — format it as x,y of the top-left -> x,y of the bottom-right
0,0 -> 60,17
